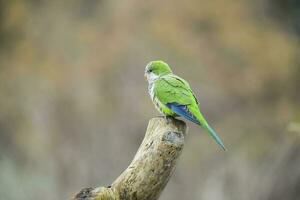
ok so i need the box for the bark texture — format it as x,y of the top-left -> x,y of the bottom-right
71,117 -> 187,200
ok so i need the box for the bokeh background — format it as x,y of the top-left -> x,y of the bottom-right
0,0 -> 300,199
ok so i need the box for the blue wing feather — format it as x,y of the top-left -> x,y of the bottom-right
167,103 -> 200,125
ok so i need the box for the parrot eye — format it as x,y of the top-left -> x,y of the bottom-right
148,69 -> 153,73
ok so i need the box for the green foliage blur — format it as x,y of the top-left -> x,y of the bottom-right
0,1 -> 299,199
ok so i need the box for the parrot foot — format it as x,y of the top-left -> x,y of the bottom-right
165,116 -> 175,124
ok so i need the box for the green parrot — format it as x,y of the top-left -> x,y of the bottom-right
145,60 -> 226,150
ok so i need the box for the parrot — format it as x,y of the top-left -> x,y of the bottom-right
144,60 -> 226,150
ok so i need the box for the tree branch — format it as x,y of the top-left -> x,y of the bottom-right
71,117 -> 187,200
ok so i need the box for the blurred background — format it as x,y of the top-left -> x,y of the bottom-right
0,0 -> 300,199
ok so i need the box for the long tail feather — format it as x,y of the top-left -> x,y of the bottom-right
204,123 -> 226,151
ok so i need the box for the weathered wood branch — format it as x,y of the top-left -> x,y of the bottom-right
71,117 -> 187,200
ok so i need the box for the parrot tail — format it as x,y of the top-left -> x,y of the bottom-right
166,103 -> 226,151
203,123 -> 226,151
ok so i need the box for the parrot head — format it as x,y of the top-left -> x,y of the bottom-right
145,60 -> 172,82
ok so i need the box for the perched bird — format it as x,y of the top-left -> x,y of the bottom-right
145,60 -> 226,150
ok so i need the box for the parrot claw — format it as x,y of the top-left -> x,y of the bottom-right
165,116 -> 174,124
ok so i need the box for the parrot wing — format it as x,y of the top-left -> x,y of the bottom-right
154,74 -> 198,106
154,74 -> 201,124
